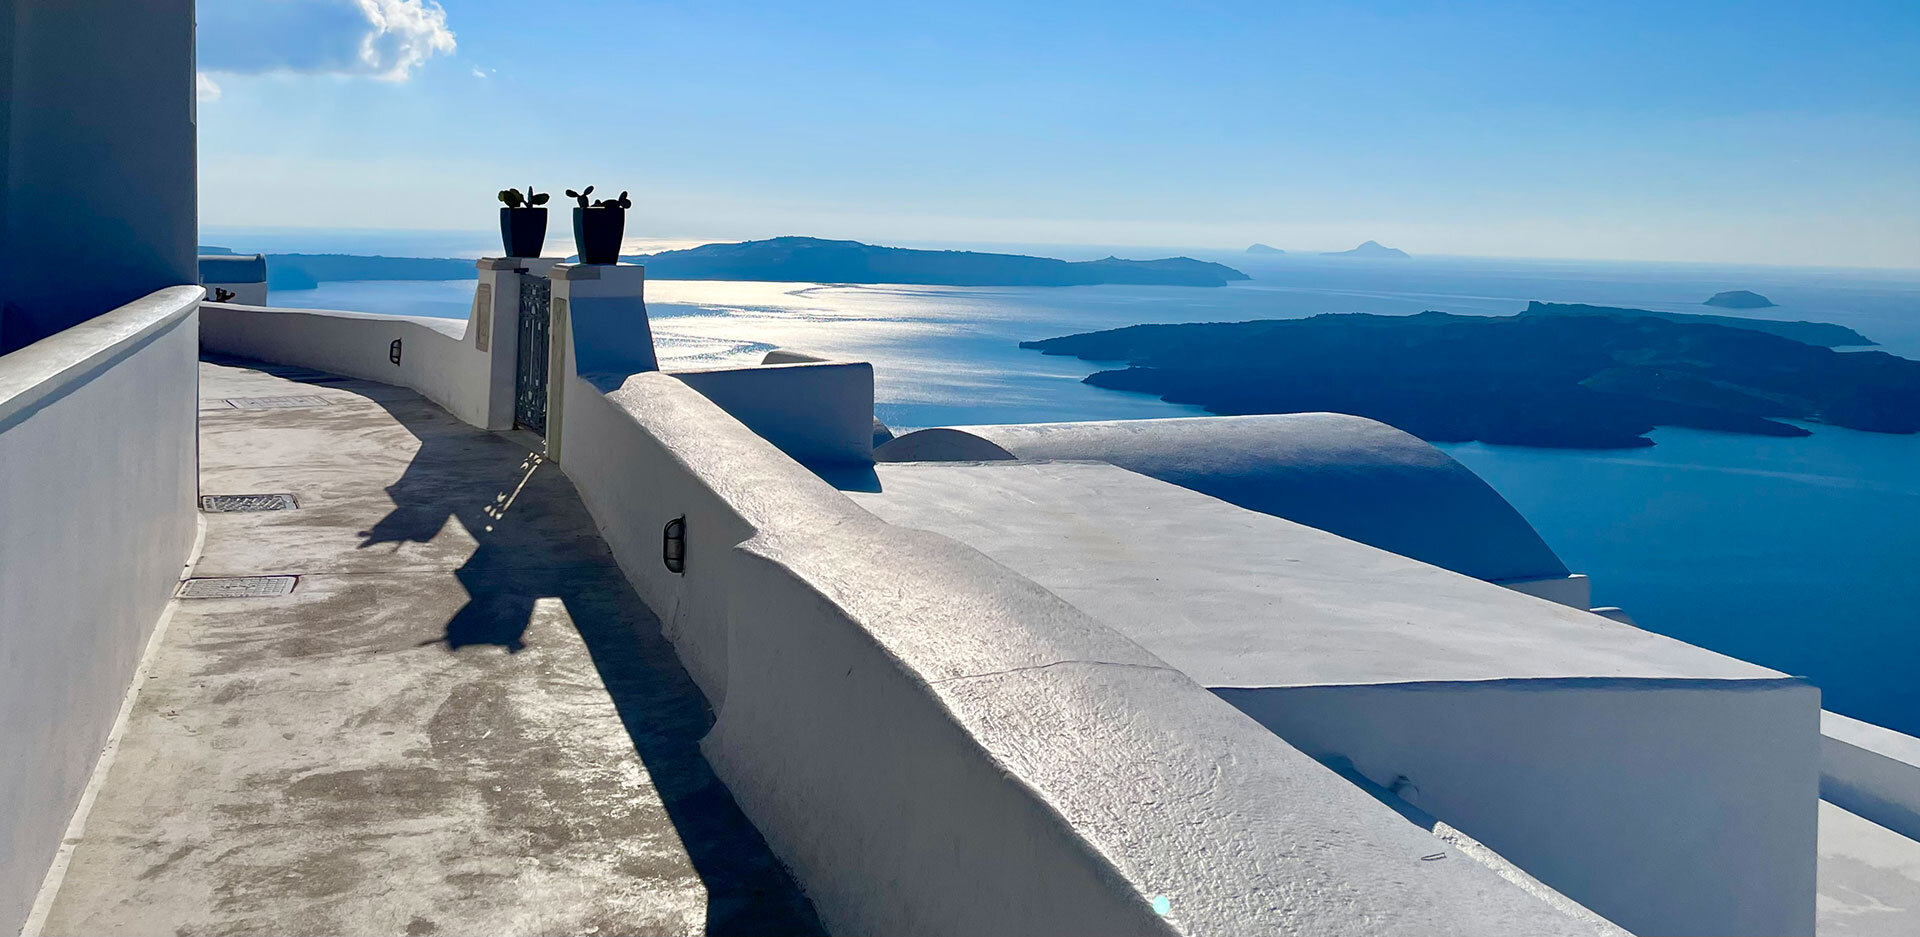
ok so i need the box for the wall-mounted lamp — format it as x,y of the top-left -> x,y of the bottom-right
662,516 -> 686,574
389,338 -> 403,365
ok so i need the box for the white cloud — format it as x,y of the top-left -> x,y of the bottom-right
197,72 -> 223,101
199,0 -> 456,82
470,65 -> 492,79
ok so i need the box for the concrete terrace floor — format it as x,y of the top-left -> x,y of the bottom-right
35,358 -> 820,937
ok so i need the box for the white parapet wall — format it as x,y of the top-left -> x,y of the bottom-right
198,260 -> 529,431
196,254 -> 268,306
551,325 -> 1615,935
0,286 -> 202,934
1822,710 -> 1920,842
671,361 -> 876,468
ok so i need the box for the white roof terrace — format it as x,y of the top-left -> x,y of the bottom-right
850,459 -> 1819,937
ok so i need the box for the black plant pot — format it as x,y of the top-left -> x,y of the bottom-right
574,207 -> 625,265
499,207 -> 548,258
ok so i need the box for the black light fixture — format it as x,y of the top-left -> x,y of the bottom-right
389,338 -> 403,365
662,516 -> 686,574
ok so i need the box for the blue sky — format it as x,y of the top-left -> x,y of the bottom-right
197,0 -> 1920,267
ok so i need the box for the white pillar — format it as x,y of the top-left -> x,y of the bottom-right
542,262 -> 655,463
474,257 -> 560,431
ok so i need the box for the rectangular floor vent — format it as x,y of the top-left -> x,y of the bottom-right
223,395 -> 334,409
201,493 -> 299,513
178,576 -> 298,599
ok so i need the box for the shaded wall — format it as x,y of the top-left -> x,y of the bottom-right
0,287 -> 202,933
1,0 -> 197,353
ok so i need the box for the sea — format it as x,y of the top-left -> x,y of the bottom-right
221,228 -> 1920,736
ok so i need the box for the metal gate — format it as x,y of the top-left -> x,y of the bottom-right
515,276 -> 551,434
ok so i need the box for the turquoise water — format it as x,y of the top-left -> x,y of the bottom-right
265,251 -> 1920,734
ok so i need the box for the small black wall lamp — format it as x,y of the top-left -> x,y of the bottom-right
663,516 -> 686,574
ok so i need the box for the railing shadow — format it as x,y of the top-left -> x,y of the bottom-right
316,368 -> 824,936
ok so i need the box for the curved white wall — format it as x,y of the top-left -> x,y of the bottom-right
556,368 -> 1609,935
200,293 -> 508,431
877,414 -> 1572,587
0,287 -> 201,933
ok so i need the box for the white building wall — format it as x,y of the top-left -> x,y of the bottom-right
0,287 -> 201,933
0,0 -> 197,352
1224,678 -> 1821,937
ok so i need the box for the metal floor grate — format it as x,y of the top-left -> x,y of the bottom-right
201,493 -> 299,513
221,395 -> 334,409
178,576 -> 298,599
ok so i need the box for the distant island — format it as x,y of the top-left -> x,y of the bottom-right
626,237 -> 1250,287
1245,243 -> 1285,255
1323,240 -> 1409,258
1705,289 -> 1776,309
1021,308 -> 1920,448
258,253 -> 476,291
1523,301 -> 1873,347
245,238 -> 1250,290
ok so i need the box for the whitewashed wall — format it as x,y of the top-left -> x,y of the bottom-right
199,283 -> 512,431
1223,678 -> 1820,936
1822,711 -> 1920,842
0,287 -> 201,933
554,371 -> 1608,936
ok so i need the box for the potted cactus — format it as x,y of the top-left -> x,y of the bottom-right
497,186 -> 550,257
567,186 -> 630,264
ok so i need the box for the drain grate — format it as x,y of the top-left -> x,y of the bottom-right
201,493 -> 299,513
179,576 -> 298,599
223,395 -> 334,409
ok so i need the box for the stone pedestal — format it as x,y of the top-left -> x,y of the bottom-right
542,263 -> 656,461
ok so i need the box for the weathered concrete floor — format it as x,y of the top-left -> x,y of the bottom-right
1819,801 -> 1920,937
39,358 -> 819,936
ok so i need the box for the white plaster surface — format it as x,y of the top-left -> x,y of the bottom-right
1819,801 -> 1920,937
198,255 -> 267,305
200,297 -> 505,430
672,360 -> 876,468
1822,711 -> 1920,843
876,414 -> 1572,584
543,264 -> 657,464
555,363 -> 1611,933
0,287 -> 201,933
849,459 -> 1821,936
851,461 -> 1782,686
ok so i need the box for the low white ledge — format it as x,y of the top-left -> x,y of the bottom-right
1823,710 -> 1920,842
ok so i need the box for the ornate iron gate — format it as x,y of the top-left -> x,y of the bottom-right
515,276 -> 551,434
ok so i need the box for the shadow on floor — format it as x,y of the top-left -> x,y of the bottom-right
238,357 -> 823,936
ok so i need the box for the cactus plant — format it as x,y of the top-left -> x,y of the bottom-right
498,185 -> 551,257
568,186 -> 631,264
567,186 -> 630,210
497,186 -> 549,209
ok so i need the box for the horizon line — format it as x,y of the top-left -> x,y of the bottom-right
194,224 -> 1920,275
